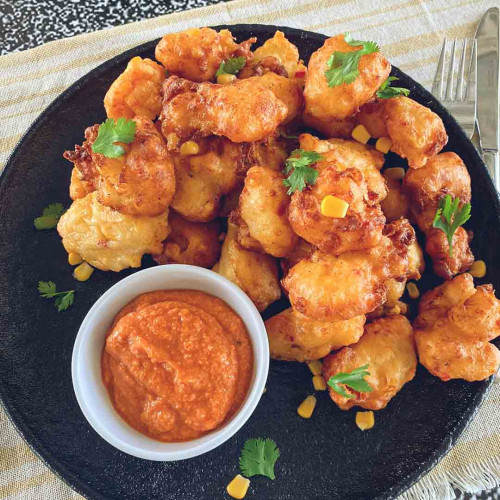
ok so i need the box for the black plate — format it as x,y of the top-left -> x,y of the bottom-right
0,24 -> 499,500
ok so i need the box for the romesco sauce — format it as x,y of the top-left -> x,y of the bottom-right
102,290 -> 253,442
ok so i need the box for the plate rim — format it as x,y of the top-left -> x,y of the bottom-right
0,23 -> 498,500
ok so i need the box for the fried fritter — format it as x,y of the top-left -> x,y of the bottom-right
282,219 -> 416,321
356,100 -> 388,138
322,315 -> 417,410
266,308 -> 365,362
69,167 -> 94,200
380,177 -> 410,222
155,27 -> 254,82
304,34 -> 391,122
215,222 -> 281,311
57,192 -> 169,272
414,273 -> 500,382
104,57 -> 165,120
280,237 -> 316,277
288,166 -> 385,254
235,166 -> 297,257
64,116 -> 175,217
153,212 -> 221,268
302,112 -> 357,139
170,136 -> 287,222
384,96 -> 447,169
159,76 -> 288,143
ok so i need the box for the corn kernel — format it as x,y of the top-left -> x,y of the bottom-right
312,375 -> 327,391
406,282 -> 420,299
356,411 -> 375,430
307,360 -> 322,376
217,73 -> 237,85
470,260 -> 486,278
375,137 -> 393,154
320,195 -> 349,218
180,140 -> 199,156
386,304 -> 401,316
383,167 -> 405,180
351,124 -> 371,144
297,395 -> 317,419
68,252 -> 83,266
73,262 -> 94,282
226,474 -> 250,499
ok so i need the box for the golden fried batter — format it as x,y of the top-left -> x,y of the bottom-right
155,27 -> 254,82
356,100 -> 388,138
304,34 -> 391,122
414,274 -> 500,382
266,308 -> 365,362
57,192 -> 169,272
384,96 -> 447,169
215,222 -> 281,311
160,76 -> 288,143
64,116 -> 175,217
104,57 -> 165,120
153,211 -> 221,268
170,136 -> 287,222
280,237 -> 316,278
302,112 -> 357,139
69,167 -> 94,200
236,166 -> 297,257
282,219 -> 416,321
322,315 -> 417,410
380,177 -> 410,222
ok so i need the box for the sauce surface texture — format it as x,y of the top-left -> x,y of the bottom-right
102,290 -> 254,442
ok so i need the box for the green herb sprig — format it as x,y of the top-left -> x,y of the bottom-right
34,203 -> 65,230
91,118 -> 136,158
327,364 -> 373,399
38,281 -> 75,312
432,194 -> 471,257
283,149 -> 323,195
216,57 -> 246,77
376,76 -> 410,99
239,438 -> 280,480
325,33 -> 379,87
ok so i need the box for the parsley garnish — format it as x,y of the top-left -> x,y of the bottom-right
216,56 -> 246,77
325,33 -> 379,87
327,364 -> 373,399
376,76 -> 410,99
91,118 -> 136,158
239,438 -> 280,480
34,203 -> 65,230
432,194 -> 471,257
38,281 -> 75,312
283,149 -> 323,195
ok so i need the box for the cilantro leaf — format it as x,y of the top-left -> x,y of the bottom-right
239,438 -> 280,480
327,364 -> 373,399
376,76 -> 410,99
325,33 -> 379,87
283,149 -> 323,195
34,203 -> 65,230
38,281 -> 75,312
216,56 -> 246,77
91,118 -> 136,158
432,194 -> 471,257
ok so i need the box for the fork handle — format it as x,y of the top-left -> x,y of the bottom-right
482,150 -> 500,192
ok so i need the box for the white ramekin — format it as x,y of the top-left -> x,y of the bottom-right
72,264 -> 269,461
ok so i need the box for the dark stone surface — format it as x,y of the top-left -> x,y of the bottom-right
0,24 -> 499,500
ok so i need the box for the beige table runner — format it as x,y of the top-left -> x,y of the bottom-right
1,0 -> 499,498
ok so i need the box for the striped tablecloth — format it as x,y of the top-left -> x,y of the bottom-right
0,0 -> 499,498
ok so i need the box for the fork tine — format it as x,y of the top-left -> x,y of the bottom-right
455,38 -> 467,101
465,38 -> 477,103
432,38 -> 447,99
444,38 -> 456,100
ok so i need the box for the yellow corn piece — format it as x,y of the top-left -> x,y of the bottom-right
383,167 -> 405,180
297,395 -> 317,419
375,137 -> 393,154
68,252 -> 83,266
73,262 -> 94,282
320,195 -> 349,218
180,140 -> 199,156
469,260 -> 486,278
312,375 -> 327,391
217,73 -> 237,85
351,124 -> 371,144
307,360 -> 322,376
386,304 -> 401,316
406,282 -> 420,299
356,411 -> 375,430
226,475 -> 250,500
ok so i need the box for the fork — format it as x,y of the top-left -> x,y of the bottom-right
432,38 -> 477,140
